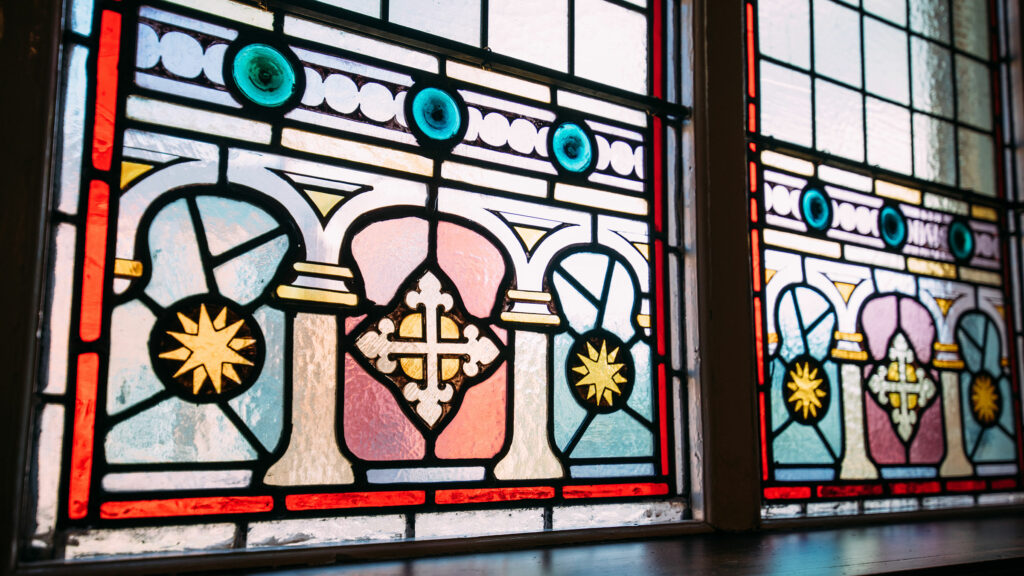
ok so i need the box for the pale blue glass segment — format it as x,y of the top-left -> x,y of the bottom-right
106,300 -> 162,415
227,306 -> 287,452
760,62 -> 813,148
553,272 -> 598,333
196,196 -> 280,257
880,466 -> 939,479
910,0 -> 950,42
911,38 -> 954,118
958,314 -> 986,373
758,0 -> 811,70
974,424 -> 1016,462
559,252 -> 609,301
389,0 -> 481,46
956,55 -> 992,131
71,0 -> 94,36
572,411 -> 653,458
553,332 -> 589,450
773,417 -> 835,464
953,0 -> 990,59
776,290 -> 808,361
627,342 -> 653,421
574,0 -> 649,93
105,398 -> 258,463
136,24 -> 160,69
864,17 -> 909,105
815,79 -> 864,161
813,0 -> 862,87
816,362 -> 842,454
770,359 -> 792,433
366,467 -> 485,483
867,97 -> 913,175
804,303 -> 837,361
145,199 -> 208,307
58,44 -> 89,215
775,467 -> 836,481
570,463 -> 655,478
983,321 -> 1002,375
864,0 -> 907,26
913,114 -> 957,185
488,0 -> 569,73
214,234 -> 290,305
601,262 -> 635,342
958,127 -> 996,196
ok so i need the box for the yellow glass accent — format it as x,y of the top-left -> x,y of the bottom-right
573,340 -> 627,407
933,342 -> 959,352
764,269 -> 778,285
908,394 -> 918,409
1002,357 -> 1010,367
971,204 -> 999,221
440,316 -> 460,339
831,349 -> 868,361
633,242 -> 650,260
890,392 -> 901,408
281,128 -> 434,176
499,311 -> 561,326
763,229 -> 842,258
636,314 -> 651,329
761,150 -> 815,176
906,364 -> 918,383
399,313 -> 424,339
113,258 -> 144,278
994,305 -> 1006,319
834,331 -> 864,342
276,285 -> 358,306
293,262 -> 354,278
934,359 -> 966,370
959,267 -> 1002,286
158,303 -> 254,394
786,361 -> 826,420
875,180 -> 921,205
933,297 -> 958,317
507,289 -> 552,302
512,225 -> 548,252
304,189 -> 345,217
906,257 -> 957,279
887,362 -> 900,381
833,281 -> 858,303
400,357 -> 423,380
554,183 -> 648,215
120,161 -> 153,189
767,333 -> 779,344
971,375 -> 1000,424
440,357 -> 460,381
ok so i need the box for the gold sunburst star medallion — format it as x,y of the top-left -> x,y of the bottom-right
970,374 -> 1002,427
784,357 -> 830,424
568,332 -> 633,412
151,298 -> 263,402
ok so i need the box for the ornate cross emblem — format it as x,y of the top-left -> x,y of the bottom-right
355,270 -> 501,428
867,332 -> 937,441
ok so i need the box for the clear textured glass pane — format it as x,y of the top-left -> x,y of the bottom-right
959,126 -> 996,195
488,0 -> 569,72
910,0 -> 950,43
866,96 -> 912,174
574,0 -> 648,93
758,0 -> 811,70
864,0 -> 907,26
313,0 -> 380,17
913,113 -> 956,185
760,62 -> 813,147
911,37 -> 954,117
956,54 -> 993,131
953,0 -> 990,59
813,0 -> 862,87
864,17 -> 909,105
815,79 -> 864,161
389,0 -> 482,47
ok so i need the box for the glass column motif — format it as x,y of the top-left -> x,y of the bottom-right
25,0 -> 691,561
747,0 -> 1024,517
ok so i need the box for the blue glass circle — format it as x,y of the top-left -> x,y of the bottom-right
232,44 -> 297,107
552,123 -> 593,173
879,205 -> 907,248
801,187 -> 831,231
949,220 -> 974,260
411,87 -> 462,141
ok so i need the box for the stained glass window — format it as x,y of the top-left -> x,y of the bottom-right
24,0 -> 691,561
747,0 -> 1024,517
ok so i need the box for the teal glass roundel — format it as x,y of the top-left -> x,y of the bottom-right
552,123 -> 593,173
879,205 -> 907,248
800,187 -> 831,232
232,44 -> 297,108
411,87 -> 462,141
949,220 -> 974,260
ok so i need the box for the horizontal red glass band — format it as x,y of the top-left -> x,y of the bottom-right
946,480 -> 987,492
817,484 -> 885,498
563,483 -> 669,499
68,353 -> 99,519
101,496 -> 273,519
286,491 -> 426,511
763,486 -> 811,500
889,481 -> 941,495
435,487 -> 554,505
991,479 -> 1018,491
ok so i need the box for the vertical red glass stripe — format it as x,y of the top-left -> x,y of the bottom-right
746,2 -> 756,98
658,363 -> 669,475
750,198 -> 759,223
753,296 -> 765,385
748,103 -> 757,133
750,230 -> 762,291
92,10 -> 121,171
653,0 -> 664,100
69,353 -> 99,519
749,160 -> 758,193
759,391 -> 768,480
79,181 -> 110,342
654,239 -> 666,356
653,116 -> 665,233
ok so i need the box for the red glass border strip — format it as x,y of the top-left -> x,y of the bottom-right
100,496 -> 274,519
286,491 -> 426,511
817,484 -> 884,498
758,391 -> 768,481
562,483 -> 669,499
435,487 -> 554,505
946,480 -> 987,492
991,478 -> 1018,491
68,353 -> 99,520
745,2 -> 757,98
889,481 -> 942,495
92,10 -> 121,171
657,363 -> 670,475
763,486 -> 811,500
79,180 -> 110,342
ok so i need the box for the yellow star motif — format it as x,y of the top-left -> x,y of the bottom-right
971,375 -> 1000,425
158,304 -> 255,394
572,340 -> 627,407
787,361 -> 826,420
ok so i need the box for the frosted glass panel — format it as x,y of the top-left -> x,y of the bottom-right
864,0 -> 906,26
813,0 -> 861,87
953,0 -> 990,59
488,0 -> 569,72
761,62 -> 813,147
910,0 -> 950,42
913,114 -> 956,185
314,0 -> 380,17
864,17 -> 909,105
574,0 -> 648,94
815,79 -> 864,161
389,0 -> 482,47
911,37 -> 954,118
959,127 -> 996,196
759,0 -> 811,70
956,54 -> 993,131
866,97 -> 912,174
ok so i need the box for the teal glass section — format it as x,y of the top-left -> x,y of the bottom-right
411,87 -> 462,140
232,44 -> 297,107
551,122 -> 593,173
